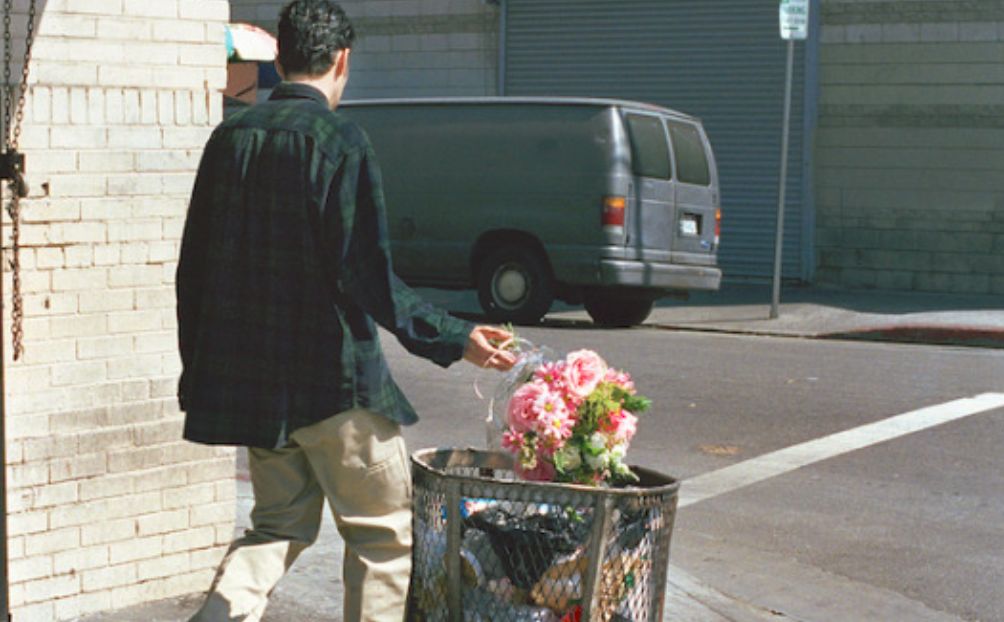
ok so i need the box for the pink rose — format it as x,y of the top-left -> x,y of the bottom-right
604,368 -> 636,393
562,350 -> 608,400
515,457 -> 556,482
600,409 -> 638,444
508,380 -> 549,433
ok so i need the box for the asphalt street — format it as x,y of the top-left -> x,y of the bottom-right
115,320 -> 1004,622
387,324 -> 1004,622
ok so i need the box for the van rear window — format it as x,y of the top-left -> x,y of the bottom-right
625,114 -> 671,180
669,122 -> 711,186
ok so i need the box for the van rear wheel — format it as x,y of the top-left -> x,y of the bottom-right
584,290 -> 655,327
477,246 -> 554,325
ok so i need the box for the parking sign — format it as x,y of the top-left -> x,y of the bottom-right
779,0 -> 810,40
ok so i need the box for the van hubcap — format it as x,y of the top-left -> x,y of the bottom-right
493,264 -> 528,309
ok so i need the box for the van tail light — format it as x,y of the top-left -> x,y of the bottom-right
714,208 -> 721,246
602,196 -> 626,230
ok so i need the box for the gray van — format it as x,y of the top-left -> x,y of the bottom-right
340,97 -> 721,326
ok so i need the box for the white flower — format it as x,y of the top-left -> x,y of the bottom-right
611,459 -> 633,478
585,450 -> 608,470
585,432 -> 608,454
609,443 -> 627,462
555,444 -> 582,471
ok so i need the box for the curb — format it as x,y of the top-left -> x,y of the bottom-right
647,322 -> 1004,350
821,325 -> 1004,349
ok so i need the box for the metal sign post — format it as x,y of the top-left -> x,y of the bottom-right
770,0 -> 809,319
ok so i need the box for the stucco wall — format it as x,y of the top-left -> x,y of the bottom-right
815,1 -> 1004,294
3,1 -> 234,619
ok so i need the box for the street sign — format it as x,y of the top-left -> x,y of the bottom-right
779,0 -> 809,40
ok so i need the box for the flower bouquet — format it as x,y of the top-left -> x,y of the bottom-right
496,348 -> 651,486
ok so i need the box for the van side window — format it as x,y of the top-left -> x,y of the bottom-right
625,113 -> 671,180
668,122 -> 711,186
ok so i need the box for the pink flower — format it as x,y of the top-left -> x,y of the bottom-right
600,409 -> 638,444
563,350 -> 608,400
515,457 -> 556,482
501,429 -> 525,453
508,380 -> 549,433
533,361 -> 566,390
604,368 -> 636,393
532,392 -> 574,446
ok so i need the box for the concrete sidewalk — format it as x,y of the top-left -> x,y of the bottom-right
552,282 -> 1004,348
76,283 -> 1003,622
81,476 -> 784,622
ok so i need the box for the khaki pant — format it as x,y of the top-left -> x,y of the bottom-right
190,409 -> 413,622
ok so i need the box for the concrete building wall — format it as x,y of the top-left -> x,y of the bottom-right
229,0 -> 499,98
815,1 -> 1004,294
3,1 -> 234,619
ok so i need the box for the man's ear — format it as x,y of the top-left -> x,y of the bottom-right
334,48 -> 350,79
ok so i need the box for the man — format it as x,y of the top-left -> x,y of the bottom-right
176,1 -> 516,620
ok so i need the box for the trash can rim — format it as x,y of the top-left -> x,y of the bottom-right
411,446 -> 680,496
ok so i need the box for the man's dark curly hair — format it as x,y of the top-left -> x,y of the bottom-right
277,0 -> 356,76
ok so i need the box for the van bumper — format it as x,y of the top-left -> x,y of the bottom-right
598,260 -> 721,291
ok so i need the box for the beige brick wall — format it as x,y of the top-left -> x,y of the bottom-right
3,0 -> 234,619
815,0 -> 1004,294
230,0 -> 500,99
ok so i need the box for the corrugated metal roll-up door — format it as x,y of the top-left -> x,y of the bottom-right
504,0 -> 807,280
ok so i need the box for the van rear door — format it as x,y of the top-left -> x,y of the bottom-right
622,112 -> 675,262
667,119 -> 718,263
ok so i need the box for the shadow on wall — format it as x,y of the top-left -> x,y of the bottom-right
6,0 -> 49,123
654,281 -> 1004,315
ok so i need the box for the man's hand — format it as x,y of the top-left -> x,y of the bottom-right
464,325 -> 517,371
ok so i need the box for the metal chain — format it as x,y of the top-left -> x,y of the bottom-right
3,0 -> 13,137
3,0 -> 37,361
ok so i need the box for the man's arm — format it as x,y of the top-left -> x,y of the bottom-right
334,143 -> 514,370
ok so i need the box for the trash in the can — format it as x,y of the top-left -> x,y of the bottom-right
559,605 -> 582,622
460,527 -> 506,587
615,507 -> 652,551
528,548 -> 650,620
464,585 -> 561,622
597,552 -> 649,619
412,517 -> 448,613
462,497 -> 496,518
530,552 -> 586,612
465,506 -> 586,589
409,448 -> 679,621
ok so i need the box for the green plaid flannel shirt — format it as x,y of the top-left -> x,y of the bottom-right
177,83 -> 473,448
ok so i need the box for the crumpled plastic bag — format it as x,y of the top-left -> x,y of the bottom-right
466,506 -> 585,589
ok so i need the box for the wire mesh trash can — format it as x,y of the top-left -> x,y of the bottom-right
409,448 -> 680,622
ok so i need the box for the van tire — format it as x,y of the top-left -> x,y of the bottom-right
584,291 -> 655,327
476,246 -> 554,325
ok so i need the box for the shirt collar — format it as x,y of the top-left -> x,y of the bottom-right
269,82 -> 329,107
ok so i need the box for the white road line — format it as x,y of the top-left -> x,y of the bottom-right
678,392 -> 1004,509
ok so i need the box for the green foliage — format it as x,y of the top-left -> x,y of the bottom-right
547,380 -> 649,486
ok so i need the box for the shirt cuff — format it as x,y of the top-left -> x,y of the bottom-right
433,316 -> 475,368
